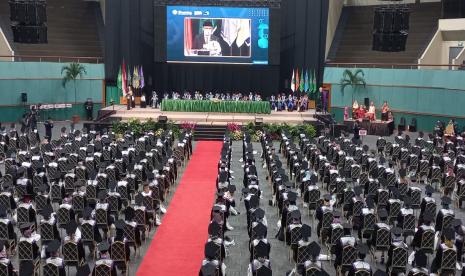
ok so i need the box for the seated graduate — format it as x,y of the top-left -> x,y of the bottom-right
112,220 -> 131,262
366,101 -> 376,121
386,227 -> 408,273
93,241 -> 117,276
348,244 -> 372,276
64,221 -> 85,263
124,207 -> 142,247
408,250 -> 429,276
431,227 -> 456,274
45,240 -> 66,276
0,206 -> 16,250
19,222 -> 40,260
40,204 -> 61,243
0,240 -> 15,275
200,242 -> 226,276
334,222 -> 358,270
247,240 -> 272,276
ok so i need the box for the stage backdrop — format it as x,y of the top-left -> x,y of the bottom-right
104,0 -> 328,98
324,67 -> 465,132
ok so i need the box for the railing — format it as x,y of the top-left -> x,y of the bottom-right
0,55 -> 103,63
325,62 -> 464,70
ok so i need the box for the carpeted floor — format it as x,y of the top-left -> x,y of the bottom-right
137,141 -> 223,276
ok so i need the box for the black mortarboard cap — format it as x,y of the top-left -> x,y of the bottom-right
125,207 -> 135,221
83,206 -> 93,219
425,185 -> 434,195
37,184 -> 48,193
114,219 -> 126,230
354,186 -> 363,196
228,185 -> 236,193
0,206 -> 6,218
287,192 -> 297,202
373,269 -> 387,276
254,223 -> 267,238
444,227 -> 455,240
255,241 -> 269,258
205,242 -> 217,259
208,222 -> 221,236
41,204 -> 53,218
66,220 -> 78,235
290,210 -> 301,220
308,241 -> 321,257
423,212 -> 434,223
333,210 -> 341,218
135,193 -> 144,206
46,240 -> 60,253
98,241 -> 110,252
315,270 -> 330,276
254,208 -> 265,219
301,224 -> 311,240
454,219 -> 462,228
19,222 -> 34,231
323,194 -> 331,201
19,261 -> 33,276
98,190 -> 107,200
357,243 -> 369,255
212,205 -> 222,212
343,223 -> 352,231
378,208 -> 388,219
441,196 -> 452,206
403,196 -> 412,207
201,263 -> 217,276
399,168 -> 406,178
76,264 -> 91,276
109,181 -> 117,191
366,196 -> 375,209
391,227 -> 402,237
415,250 -> 427,268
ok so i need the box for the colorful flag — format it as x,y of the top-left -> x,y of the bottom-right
295,68 -> 300,93
304,69 -> 309,93
122,60 -> 127,94
311,69 -> 317,93
139,66 -> 145,88
127,64 -> 132,88
133,66 -> 140,89
299,69 -> 304,92
117,65 -> 122,91
290,69 -> 295,92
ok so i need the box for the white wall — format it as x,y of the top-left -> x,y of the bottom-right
453,48 -> 465,69
326,0 -> 344,58
418,30 -> 444,69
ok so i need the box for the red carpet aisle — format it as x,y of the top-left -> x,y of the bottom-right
137,141 -> 223,276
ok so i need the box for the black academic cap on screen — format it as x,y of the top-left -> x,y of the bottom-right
46,240 -> 61,253
98,241 -> 110,252
415,250 -> 428,268
308,241 -> 321,258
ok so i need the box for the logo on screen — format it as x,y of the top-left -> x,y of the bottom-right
172,10 -> 178,15
258,23 -> 269,49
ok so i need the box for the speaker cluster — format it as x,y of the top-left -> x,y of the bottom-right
9,0 -> 47,44
372,5 -> 410,52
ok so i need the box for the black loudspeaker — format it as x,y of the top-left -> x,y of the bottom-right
11,24 -> 47,43
364,98 -> 369,108
21,92 -> 27,103
373,6 -> 409,52
158,115 -> 168,124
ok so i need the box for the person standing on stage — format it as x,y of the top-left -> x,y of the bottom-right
381,101 -> 390,121
367,101 -> 376,121
319,87 -> 328,113
84,98 -> 94,121
126,87 -> 133,110
353,122 -> 360,144
44,117 -> 54,142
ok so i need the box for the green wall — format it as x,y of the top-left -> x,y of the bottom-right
324,67 -> 465,132
0,62 -> 105,123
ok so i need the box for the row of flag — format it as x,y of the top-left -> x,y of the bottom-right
290,68 -> 317,94
116,60 -> 145,94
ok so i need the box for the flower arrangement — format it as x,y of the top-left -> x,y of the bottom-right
181,121 -> 196,131
227,123 -> 243,141
227,123 -> 241,132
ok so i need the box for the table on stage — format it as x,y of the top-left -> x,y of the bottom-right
160,99 -> 271,114
344,119 -> 394,136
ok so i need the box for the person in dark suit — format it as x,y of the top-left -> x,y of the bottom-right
84,98 -> 94,121
193,21 -> 222,56
44,117 -> 54,142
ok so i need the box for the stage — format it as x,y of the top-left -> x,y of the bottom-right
103,105 -> 317,125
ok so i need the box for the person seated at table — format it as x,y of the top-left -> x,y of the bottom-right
367,101 -> 376,121
356,105 -> 366,121
381,101 -> 390,121
445,120 -> 455,136
286,95 -> 295,111
352,100 -> 359,119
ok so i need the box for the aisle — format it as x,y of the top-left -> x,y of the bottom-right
137,141 -> 223,276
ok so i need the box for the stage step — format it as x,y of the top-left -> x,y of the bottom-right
194,125 -> 226,141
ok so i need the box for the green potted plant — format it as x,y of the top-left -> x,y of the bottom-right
62,62 -> 87,123
340,69 -> 366,103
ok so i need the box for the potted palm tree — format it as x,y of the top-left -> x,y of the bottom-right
62,62 -> 87,123
340,69 -> 366,103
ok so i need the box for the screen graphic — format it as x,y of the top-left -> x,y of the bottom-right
167,6 -> 269,64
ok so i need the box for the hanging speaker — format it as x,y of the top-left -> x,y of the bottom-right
21,92 -> 27,103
